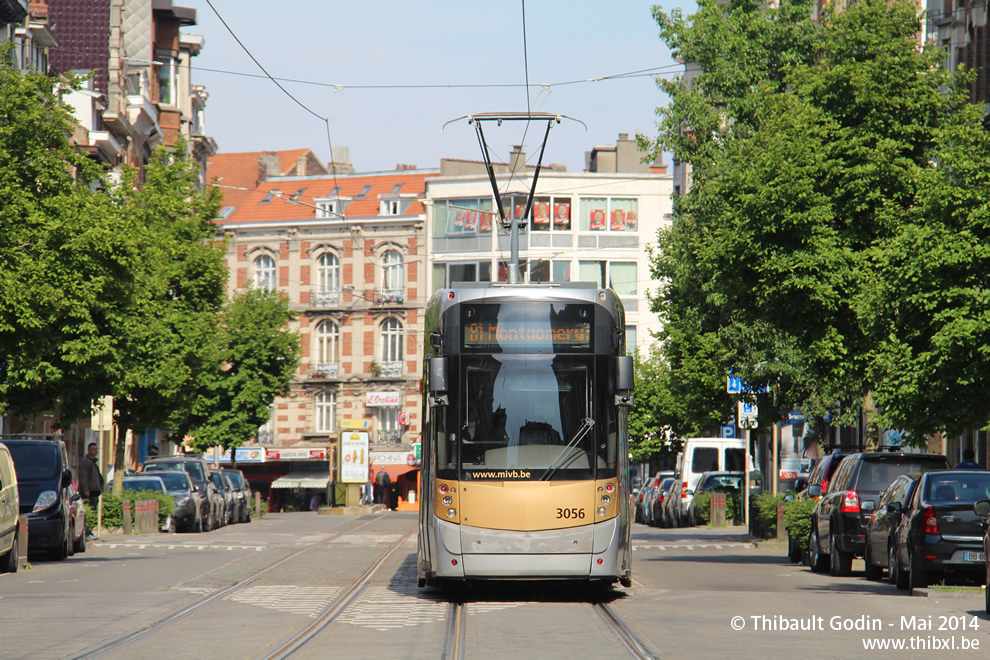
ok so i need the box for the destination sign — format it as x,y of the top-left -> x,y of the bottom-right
463,322 -> 590,346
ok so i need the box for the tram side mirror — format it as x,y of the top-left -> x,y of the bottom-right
615,355 -> 634,407
428,357 -> 449,407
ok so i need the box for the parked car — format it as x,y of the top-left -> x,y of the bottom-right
649,477 -> 677,528
2,438 -> 75,560
144,456 -> 215,531
808,452 -> 950,576
122,475 -> 174,533
208,470 -> 228,528
888,469 -> 990,590
222,469 -> 252,523
66,483 -> 86,555
145,471 -> 203,533
659,477 -> 683,528
635,471 -> 665,524
862,473 -> 920,584
786,451 -> 847,562
0,442 -> 20,573
973,499 -> 990,614
644,472 -> 675,526
686,471 -> 764,526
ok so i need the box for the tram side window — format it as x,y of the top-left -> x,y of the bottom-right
434,402 -> 457,473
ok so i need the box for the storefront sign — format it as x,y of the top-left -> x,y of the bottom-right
371,451 -> 413,466
366,391 -> 401,407
339,418 -> 370,430
265,448 -> 327,461
340,432 -> 369,483
209,447 -> 266,464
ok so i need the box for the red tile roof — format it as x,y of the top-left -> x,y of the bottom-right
206,149 -> 322,218
218,170 -> 437,225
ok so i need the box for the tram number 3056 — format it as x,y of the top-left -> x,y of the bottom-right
556,507 -> 586,519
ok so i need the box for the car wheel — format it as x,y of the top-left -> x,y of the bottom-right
75,525 -> 86,553
194,515 -> 203,533
50,535 -> 68,562
890,543 -> 909,590
0,537 -> 17,573
863,540 -> 882,581
829,532 -> 852,577
809,527 -> 828,573
66,523 -> 75,557
909,551 -> 930,590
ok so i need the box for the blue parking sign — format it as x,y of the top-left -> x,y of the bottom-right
721,425 -> 735,439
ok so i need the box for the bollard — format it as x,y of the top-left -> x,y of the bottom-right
711,492 -> 727,527
17,515 -> 28,569
122,500 -> 132,535
135,499 -> 158,534
776,503 -> 787,542
255,492 -> 262,519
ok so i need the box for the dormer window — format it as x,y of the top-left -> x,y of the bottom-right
316,201 -> 337,218
381,199 -> 401,215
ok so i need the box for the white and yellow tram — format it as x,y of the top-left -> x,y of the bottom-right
418,282 -> 634,590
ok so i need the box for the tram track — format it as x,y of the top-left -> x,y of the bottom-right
72,517 -> 387,660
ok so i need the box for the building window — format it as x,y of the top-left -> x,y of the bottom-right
315,320 -> 339,364
257,405 -> 274,445
580,197 -> 638,232
381,199 -> 401,215
253,254 -> 276,290
434,198 -> 494,235
499,194 -> 572,232
378,407 -> 400,444
382,250 -> 404,294
578,261 -> 637,295
432,261 -> 493,290
528,260 -> 571,283
316,201 -> 336,218
316,391 -> 335,433
155,50 -> 179,106
381,318 -> 403,373
625,325 -> 637,354
317,253 -> 340,292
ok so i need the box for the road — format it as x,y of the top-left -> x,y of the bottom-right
1,512 -> 987,658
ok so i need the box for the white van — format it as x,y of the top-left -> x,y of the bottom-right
675,437 -> 753,524
0,442 -> 19,573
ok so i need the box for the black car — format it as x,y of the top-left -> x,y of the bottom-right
3,438 -> 75,560
787,451 -> 847,562
808,452 -> 950,576
144,456 -> 216,531
649,477 -> 677,527
148,471 -> 204,533
863,473 -> 919,584
221,469 -> 252,523
888,469 -> 990,590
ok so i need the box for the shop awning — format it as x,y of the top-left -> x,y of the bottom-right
374,465 -> 419,480
270,471 -> 332,490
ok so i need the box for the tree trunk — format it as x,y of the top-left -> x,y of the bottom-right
227,443 -> 237,470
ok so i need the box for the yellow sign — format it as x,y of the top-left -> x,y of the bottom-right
339,418 -> 370,430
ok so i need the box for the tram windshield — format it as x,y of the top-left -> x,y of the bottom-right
457,355 -> 596,481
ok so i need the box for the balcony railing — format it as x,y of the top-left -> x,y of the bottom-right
311,288 -> 340,307
377,430 -> 403,445
308,362 -> 339,379
379,361 -> 403,378
373,288 -> 404,304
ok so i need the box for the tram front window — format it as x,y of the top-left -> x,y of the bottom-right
460,356 -> 595,480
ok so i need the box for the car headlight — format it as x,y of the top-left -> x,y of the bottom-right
175,496 -> 191,507
33,491 -> 58,512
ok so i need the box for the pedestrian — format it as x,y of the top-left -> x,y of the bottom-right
361,472 -> 374,505
375,468 -> 391,505
954,448 -> 983,470
310,493 -> 321,511
78,442 -> 104,510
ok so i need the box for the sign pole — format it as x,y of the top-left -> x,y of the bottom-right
744,426 -> 750,527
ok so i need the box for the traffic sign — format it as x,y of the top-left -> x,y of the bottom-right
738,401 -> 759,429
727,370 -> 770,394
721,425 -> 736,439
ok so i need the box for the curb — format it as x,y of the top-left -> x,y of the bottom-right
913,588 -> 985,599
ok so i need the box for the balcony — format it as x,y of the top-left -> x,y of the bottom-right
377,430 -> 403,445
308,362 -> 339,379
373,288 -> 404,305
378,361 -> 403,378
311,288 -> 340,308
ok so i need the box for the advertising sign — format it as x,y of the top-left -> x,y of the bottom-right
340,432 -> 369,483
366,392 -> 401,407
265,448 -> 327,461
339,418 -> 370,430
209,447 -> 266,464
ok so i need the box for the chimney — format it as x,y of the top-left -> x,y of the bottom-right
509,145 -> 526,172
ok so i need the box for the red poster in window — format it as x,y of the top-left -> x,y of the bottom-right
515,204 -> 527,220
533,202 -> 550,225
464,210 -> 477,230
589,208 -> 606,230
611,209 -> 626,231
453,210 -> 464,229
554,203 -> 570,225
626,210 -> 638,231
480,211 -> 491,232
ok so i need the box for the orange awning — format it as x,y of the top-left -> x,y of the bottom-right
375,465 -> 418,480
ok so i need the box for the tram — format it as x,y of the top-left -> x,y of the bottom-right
417,281 -> 634,590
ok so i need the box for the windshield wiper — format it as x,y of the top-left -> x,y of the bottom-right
541,418 -> 595,482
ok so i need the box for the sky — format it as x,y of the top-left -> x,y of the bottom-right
183,0 -> 698,174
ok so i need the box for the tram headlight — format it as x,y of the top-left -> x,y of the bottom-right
446,508 -> 457,519
442,496 -> 453,506
601,495 -> 611,505
597,507 -> 607,517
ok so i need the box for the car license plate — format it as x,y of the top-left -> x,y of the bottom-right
963,552 -> 985,562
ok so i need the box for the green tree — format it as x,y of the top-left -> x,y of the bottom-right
181,287 -> 300,466
642,0 -> 975,439
0,50 -> 137,424
107,141 -> 227,494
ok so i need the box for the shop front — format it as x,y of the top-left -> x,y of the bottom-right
370,449 -> 420,511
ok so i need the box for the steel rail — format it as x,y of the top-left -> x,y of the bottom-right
72,517 -> 380,659
441,600 -> 466,660
593,601 -> 659,660
264,528 -> 417,659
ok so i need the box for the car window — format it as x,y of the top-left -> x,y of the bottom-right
827,457 -> 854,493
659,478 -> 675,491
226,472 -> 244,488
925,472 -> 990,503
878,478 -> 903,508
6,444 -> 60,480
692,448 -> 718,473
724,448 -> 745,472
155,471 -> 193,493
123,478 -> 165,492
856,460 -> 947,492
147,461 -> 207,483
